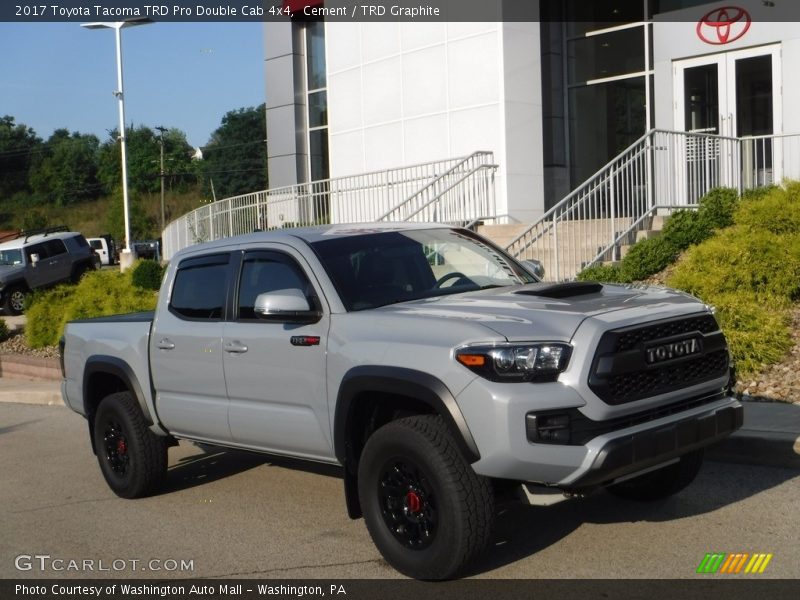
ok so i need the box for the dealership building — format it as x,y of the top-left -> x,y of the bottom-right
163,0 -> 799,272
263,0 -> 798,223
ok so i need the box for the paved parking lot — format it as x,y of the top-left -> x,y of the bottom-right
1,402 -> 799,580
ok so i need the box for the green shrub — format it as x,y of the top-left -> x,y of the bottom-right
576,263 -> 626,283
619,236 -> 679,282
0,318 -> 9,342
668,227 -> 800,300
131,260 -> 165,291
25,270 -> 158,348
710,293 -> 792,376
25,285 -> 76,348
697,187 -> 739,230
734,183 -> 800,236
661,209 -> 712,249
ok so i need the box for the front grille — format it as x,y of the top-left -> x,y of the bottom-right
615,314 -> 718,352
589,314 -> 729,404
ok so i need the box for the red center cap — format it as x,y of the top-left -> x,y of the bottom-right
406,491 -> 421,513
117,439 -> 127,454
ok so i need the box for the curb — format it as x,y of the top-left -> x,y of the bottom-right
0,380 -> 64,407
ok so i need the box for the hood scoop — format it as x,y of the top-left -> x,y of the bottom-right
513,281 -> 603,299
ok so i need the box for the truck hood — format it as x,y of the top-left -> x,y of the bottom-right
376,282 -> 705,341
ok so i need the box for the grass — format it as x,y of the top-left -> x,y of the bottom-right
0,186 -> 209,239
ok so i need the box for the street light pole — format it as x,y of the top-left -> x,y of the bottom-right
155,125 -> 167,235
82,18 -> 153,271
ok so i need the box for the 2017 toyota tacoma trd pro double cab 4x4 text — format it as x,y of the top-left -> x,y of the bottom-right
60,223 -> 742,579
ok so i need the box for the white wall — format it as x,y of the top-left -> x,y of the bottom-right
325,21 -> 544,223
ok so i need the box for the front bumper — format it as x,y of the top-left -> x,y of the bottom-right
562,399 -> 742,490
456,376 -> 742,487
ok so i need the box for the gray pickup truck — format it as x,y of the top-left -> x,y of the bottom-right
61,223 -> 742,579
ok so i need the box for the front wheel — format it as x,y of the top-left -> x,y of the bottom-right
606,450 -> 704,501
93,391 -> 167,498
3,285 -> 27,315
358,416 -> 494,580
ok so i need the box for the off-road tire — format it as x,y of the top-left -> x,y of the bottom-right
358,415 -> 494,580
93,391 -> 167,499
3,285 -> 27,315
607,450 -> 704,501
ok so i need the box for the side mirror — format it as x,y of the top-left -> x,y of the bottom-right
521,259 -> 545,280
30,253 -> 40,267
254,289 -> 321,324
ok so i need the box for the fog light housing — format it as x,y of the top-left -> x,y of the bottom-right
526,412 -> 571,444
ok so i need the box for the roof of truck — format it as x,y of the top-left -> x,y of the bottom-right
173,222 -> 450,257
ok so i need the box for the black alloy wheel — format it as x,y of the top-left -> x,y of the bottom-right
378,458 -> 437,550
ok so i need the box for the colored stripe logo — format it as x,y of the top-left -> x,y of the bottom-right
697,553 -> 773,574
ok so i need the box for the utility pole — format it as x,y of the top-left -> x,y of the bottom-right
155,125 -> 167,234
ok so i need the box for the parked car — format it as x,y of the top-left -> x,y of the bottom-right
61,223 -> 741,579
132,239 -> 160,262
0,226 -> 97,314
87,235 -> 117,266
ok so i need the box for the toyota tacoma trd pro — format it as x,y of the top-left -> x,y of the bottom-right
60,223 -> 742,579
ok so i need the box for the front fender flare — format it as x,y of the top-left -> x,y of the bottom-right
333,365 -> 481,466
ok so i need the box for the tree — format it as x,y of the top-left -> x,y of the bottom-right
98,125 -> 195,196
29,130 -> 101,205
0,115 -> 42,199
199,104 -> 268,198
104,186 -> 155,244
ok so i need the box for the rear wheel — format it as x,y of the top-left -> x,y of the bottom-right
606,450 -> 704,501
3,285 -> 27,315
93,391 -> 167,498
358,416 -> 494,580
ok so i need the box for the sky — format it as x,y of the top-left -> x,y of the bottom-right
0,21 -> 265,149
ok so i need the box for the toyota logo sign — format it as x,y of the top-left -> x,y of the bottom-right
697,6 -> 752,45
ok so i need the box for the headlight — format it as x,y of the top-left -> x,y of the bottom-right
455,343 -> 572,382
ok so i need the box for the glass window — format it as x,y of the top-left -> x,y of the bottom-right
237,254 -> 311,320
0,249 -> 23,266
568,77 -> 646,185
309,129 -> 329,181
170,254 -> 230,320
568,27 -> 645,83
25,243 -> 49,261
565,0 -> 644,36
311,229 -> 534,311
736,55 -> 773,137
308,91 -> 327,128
306,19 -> 326,90
684,64 -> 719,133
90,240 -> 102,250
44,239 -> 67,257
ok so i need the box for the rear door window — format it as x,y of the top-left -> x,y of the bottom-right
170,254 -> 231,320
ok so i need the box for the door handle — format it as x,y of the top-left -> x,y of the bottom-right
224,341 -> 248,354
157,339 -> 175,350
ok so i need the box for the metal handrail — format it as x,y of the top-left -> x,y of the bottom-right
377,151 -> 494,221
505,128 -> 800,281
162,151 -> 499,259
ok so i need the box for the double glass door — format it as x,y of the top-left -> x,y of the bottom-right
674,45 -> 782,190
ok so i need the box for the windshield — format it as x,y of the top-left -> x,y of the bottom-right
0,249 -> 23,266
310,228 -> 536,311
